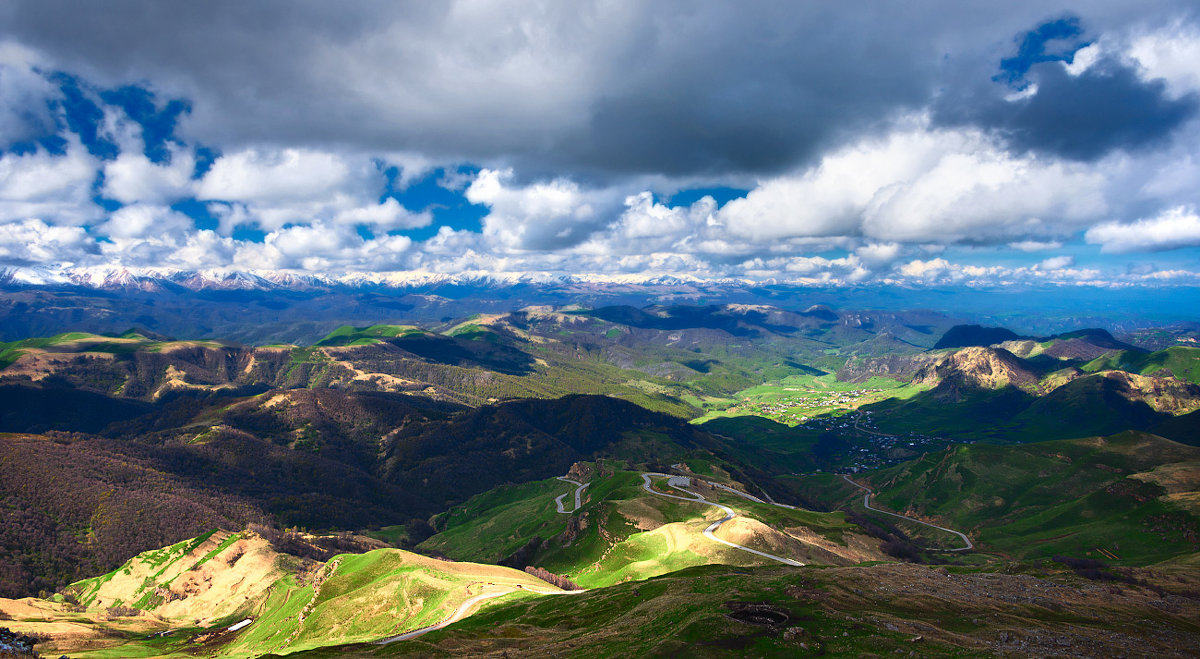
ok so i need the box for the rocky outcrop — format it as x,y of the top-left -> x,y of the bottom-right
912,347 -> 1039,393
837,353 -> 938,382
840,346 -> 1039,393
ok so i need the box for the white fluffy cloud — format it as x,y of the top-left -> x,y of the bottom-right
1038,255 -> 1075,270
195,147 -> 423,232
854,242 -> 904,266
0,219 -> 92,265
898,258 -> 952,280
1127,21 -> 1200,97
1086,206 -> 1200,252
717,122 -> 1107,244
0,139 -> 100,225
466,168 -> 622,251
332,198 -> 431,230
235,222 -> 414,271
160,230 -> 237,269
99,204 -> 193,239
102,145 -> 195,205
1009,240 -> 1063,251
196,148 -> 354,204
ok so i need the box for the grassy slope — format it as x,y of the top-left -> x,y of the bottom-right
864,432 -> 1200,563
314,325 -> 424,347
0,331 -> 150,367
420,468 -> 864,588
18,532 -> 558,659
422,477 -> 578,563
1084,346 -> 1200,384
278,560 -> 1200,659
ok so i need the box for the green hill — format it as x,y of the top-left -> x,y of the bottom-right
1010,374 -> 1168,440
5,529 -> 561,658
279,559 -> 1200,658
313,324 -> 424,346
420,465 -> 881,589
1084,346 -> 1200,384
863,432 -> 1200,563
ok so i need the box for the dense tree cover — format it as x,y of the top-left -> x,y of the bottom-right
524,566 -> 579,591
0,383 -> 152,433
0,432 -> 263,598
376,394 -> 709,510
0,387 -> 753,597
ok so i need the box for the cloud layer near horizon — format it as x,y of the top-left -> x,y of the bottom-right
1,1 -> 1200,287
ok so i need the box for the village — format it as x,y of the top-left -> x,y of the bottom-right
730,387 -> 888,424
802,411 -> 954,472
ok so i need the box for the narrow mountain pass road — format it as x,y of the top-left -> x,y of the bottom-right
640,473 -> 804,567
554,476 -> 589,514
375,590 -> 513,644
841,474 -> 973,551
852,411 -> 894,437
375,585 -> 586,644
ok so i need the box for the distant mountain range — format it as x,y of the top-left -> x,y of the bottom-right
3,266 -> 1200,343
0,265 -> 757,293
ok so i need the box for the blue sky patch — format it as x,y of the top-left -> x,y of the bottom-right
387,166 -> 489,240
997,16 -> 1088,86
667,186 -> 750,208
99,86 -> 190,164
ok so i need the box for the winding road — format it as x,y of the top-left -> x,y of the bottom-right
841,474 -> 973,551
852,411 -> 894,437
554,476 -> 589,514
640,473 -> 804,567
375,584 -> 586,645
376,470 -> 804,646
375,590 -> 514,644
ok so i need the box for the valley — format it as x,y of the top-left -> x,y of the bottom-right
0,302 -> 1198,657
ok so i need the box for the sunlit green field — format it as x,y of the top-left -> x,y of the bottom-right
693,374 -> 927,426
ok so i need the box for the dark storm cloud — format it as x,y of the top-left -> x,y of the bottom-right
1013,60 -> 1196,159
8,0 -> 1167,181
940,55 -> 1198,161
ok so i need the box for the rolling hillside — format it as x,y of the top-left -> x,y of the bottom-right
420,465 -> 886,588
280,560 -> 1200,658
858,432 -> 1200,563
0,529 -> 564,658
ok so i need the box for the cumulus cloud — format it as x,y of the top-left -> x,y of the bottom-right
0,139 -> 100,225
99,204 -> 192,239
717,122 -> 1107,245
1038,255 -> 1075,269
196,148 -> 354,204
898,258 -> 952,280
0,219 -> 93,265
101,143 -> 195,205
1128,21 -> 1200,97
234,222 -> 414,271
854,243 -> 904,266
1086,206 -> 1200,252
194,147 -> 425,232
466,169 -> 622,251
160,230 -> 237,270
332,198 -> 431,230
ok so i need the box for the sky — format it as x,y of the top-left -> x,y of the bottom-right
1,1 -> 1200,289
